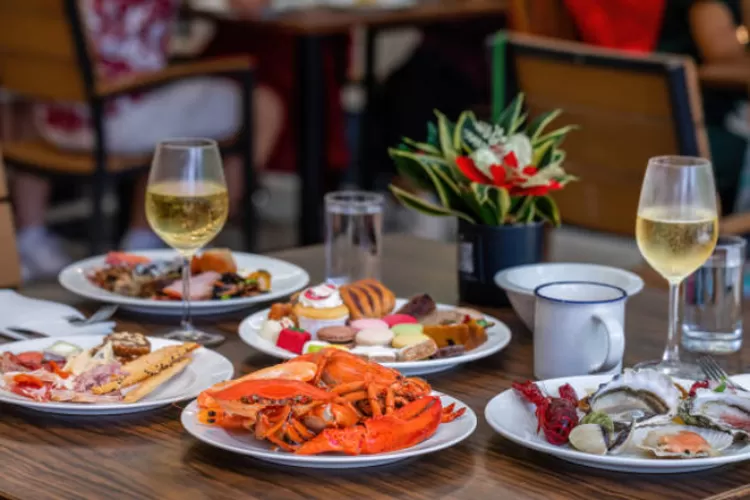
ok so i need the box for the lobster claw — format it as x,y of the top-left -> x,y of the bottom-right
296,396 -> 443,455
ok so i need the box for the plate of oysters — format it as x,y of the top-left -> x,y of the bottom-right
238,279 -> 511,376
485,369 -> 750,473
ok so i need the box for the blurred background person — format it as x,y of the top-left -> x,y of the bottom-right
13,0 -> 283,281
564,0 -> 748,215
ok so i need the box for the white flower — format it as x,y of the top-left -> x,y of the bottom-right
469,147 -> 503,178
504,133 -> 533,167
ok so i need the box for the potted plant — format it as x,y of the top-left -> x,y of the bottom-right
388,93 -> 577,307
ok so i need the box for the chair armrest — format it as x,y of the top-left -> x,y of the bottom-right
699,62 -> 750,90
96,55 -> 254,98
720,212 -> 750,236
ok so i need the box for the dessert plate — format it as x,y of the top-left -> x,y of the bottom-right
485,373 -> 750,473
59,250 -> 309,316
238,299 -> 512,376
0,335 -> 234,415
181,392 -> 476,468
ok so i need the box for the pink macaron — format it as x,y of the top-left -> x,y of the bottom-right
349,318 -> 389,331
382,314 -> 418,328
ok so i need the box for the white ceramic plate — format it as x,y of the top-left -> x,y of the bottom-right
181,392 -> 476,468
58,250 -> 309,316
0,335 -> 234,415
485,373 -> 750,473
238,299 -> 512,376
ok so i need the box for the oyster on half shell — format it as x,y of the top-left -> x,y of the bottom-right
588,369 -> 680,424
679,388 -> 750,438
568,422 -> 634,456
635,424 -> 733,459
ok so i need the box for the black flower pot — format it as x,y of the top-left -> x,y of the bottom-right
457,219 -> 545,308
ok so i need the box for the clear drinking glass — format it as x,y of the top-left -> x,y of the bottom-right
682,236 -> 746,353
325,191 -> 384,285
635,156 -> 719,378
146,138 -> 229,346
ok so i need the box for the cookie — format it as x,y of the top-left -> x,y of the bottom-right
392,333 -> 431,349
317,325 -> 357,344
397,338 -> 438,361
382,314 -> 417,328
350,319 -> 389,331
432,345 -> 466,358
350,346 -> 397,363
355,328 -> 394,347
391,324 -> 423,337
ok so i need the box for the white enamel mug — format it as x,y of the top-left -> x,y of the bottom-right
533,281 -> 626,380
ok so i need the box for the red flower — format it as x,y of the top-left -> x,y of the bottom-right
549,180 -> 562,190
490,165 -> 507,186
456,156 -> 492,184
522,166 -> 538,176
503,151 -> 519,168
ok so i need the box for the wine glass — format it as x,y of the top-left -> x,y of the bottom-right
146,138 -> 229,346
635,156 -> 719,378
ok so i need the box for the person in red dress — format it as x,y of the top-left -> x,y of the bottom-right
15,0 -> 284,280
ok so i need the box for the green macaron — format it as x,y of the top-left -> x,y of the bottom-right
391,323 -> 424,337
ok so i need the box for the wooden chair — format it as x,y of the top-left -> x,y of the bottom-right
0,152 -> 22,288
0,0 -> 256,254
490,31 -> 709,236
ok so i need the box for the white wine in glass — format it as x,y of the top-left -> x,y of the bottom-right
146,139 -> 229,346
634,156 -> 718,378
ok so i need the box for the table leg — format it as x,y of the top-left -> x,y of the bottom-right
358,27 -> 377,191
296,35 -> 327,246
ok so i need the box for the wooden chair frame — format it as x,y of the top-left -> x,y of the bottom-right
1,0 -> 256,253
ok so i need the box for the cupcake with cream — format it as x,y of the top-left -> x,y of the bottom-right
293,283 -> 350,337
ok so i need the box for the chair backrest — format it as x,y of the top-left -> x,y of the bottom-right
0,0 -> 94,101
0,152 -> 21,288
490,32 -> 708,235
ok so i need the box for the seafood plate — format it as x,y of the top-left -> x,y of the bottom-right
485,371 -> 750,473
181,349 -> 477,468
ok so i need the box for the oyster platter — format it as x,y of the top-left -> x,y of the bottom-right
485,369 -> 750,473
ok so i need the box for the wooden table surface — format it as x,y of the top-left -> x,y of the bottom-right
3,235 -> 750,500
189,0 -> 510,34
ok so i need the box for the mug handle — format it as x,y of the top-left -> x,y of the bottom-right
589,314 -> 625,373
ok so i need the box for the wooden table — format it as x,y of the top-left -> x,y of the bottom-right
4,234 -> 750,500
189,0 -> 511,246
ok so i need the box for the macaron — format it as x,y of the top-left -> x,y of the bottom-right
355,328 -> 394,347
350,319 -> 389,331
303,340 -> 331,354
392,333 -> 431,349
382,314 -> 418,328
350,346 -> 397,363
391,324 -> 424,337
317,325 -> 357,344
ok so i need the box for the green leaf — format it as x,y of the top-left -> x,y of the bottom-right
390,185 -> 475,223
453,111 -> 473,152
514,196 -> 534,222
532,139 -> 556,168
532,124 -> 578,148
460,185 -> 497,225
535,195 -> 561,226
402,137 -> 441,156
389,148 -> 433,190
426,121 -> 439,148
488,186 -> 511,224
527,109 -> 562,142
524,202 -> 536,223
435,110 -> 457,162
510,111 -> 528,136
551,149 -> 566,167
537,144 -> 556,170
496,93 -> 524,134
715,380 -> 727,393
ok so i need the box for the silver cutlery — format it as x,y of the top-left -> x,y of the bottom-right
697,355 -> 747,391
65,304 -> 118,326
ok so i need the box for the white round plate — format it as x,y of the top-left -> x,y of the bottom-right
181,392 -> 476,468
0,335 -> 234,415
58,250 -> 309,316
485,373 -> 750,473
238,299 -> 512,376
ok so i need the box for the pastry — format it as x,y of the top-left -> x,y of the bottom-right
467,320 -> 488,350
423,320 -> 488,350
276,327 -> 311,354
392,333 -> 432,349
292,284 -> 349,337
355,328 -> 394,347
391,324 -> 423,337
259,317 -> 294,344
350,318 -> 388,331
421,310 -> 466,326
99,332 -> 150,361
317,325 -> 357,344
397,337 -> 438,361
339,279 -> 396,319
382,314 -> 417,328
432,345 -> 466,359
350,346 -> 397,363
395,294 -> 437,319
453,307 -> 484,320
269,302 -> 295,322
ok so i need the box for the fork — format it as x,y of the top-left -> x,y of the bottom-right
65,304 -> 118,326
697,355 -> 747,391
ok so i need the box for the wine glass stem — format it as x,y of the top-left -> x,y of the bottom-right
661,281 -> 681,364
181,256 -> 193,333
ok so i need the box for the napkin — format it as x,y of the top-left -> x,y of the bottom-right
0,290 -> 115,340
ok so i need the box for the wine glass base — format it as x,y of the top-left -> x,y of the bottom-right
632,359 -> 705,380
164,329 -> 225,347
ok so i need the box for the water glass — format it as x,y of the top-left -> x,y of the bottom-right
325,191 -> 384,285
682,235 -> 746,353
